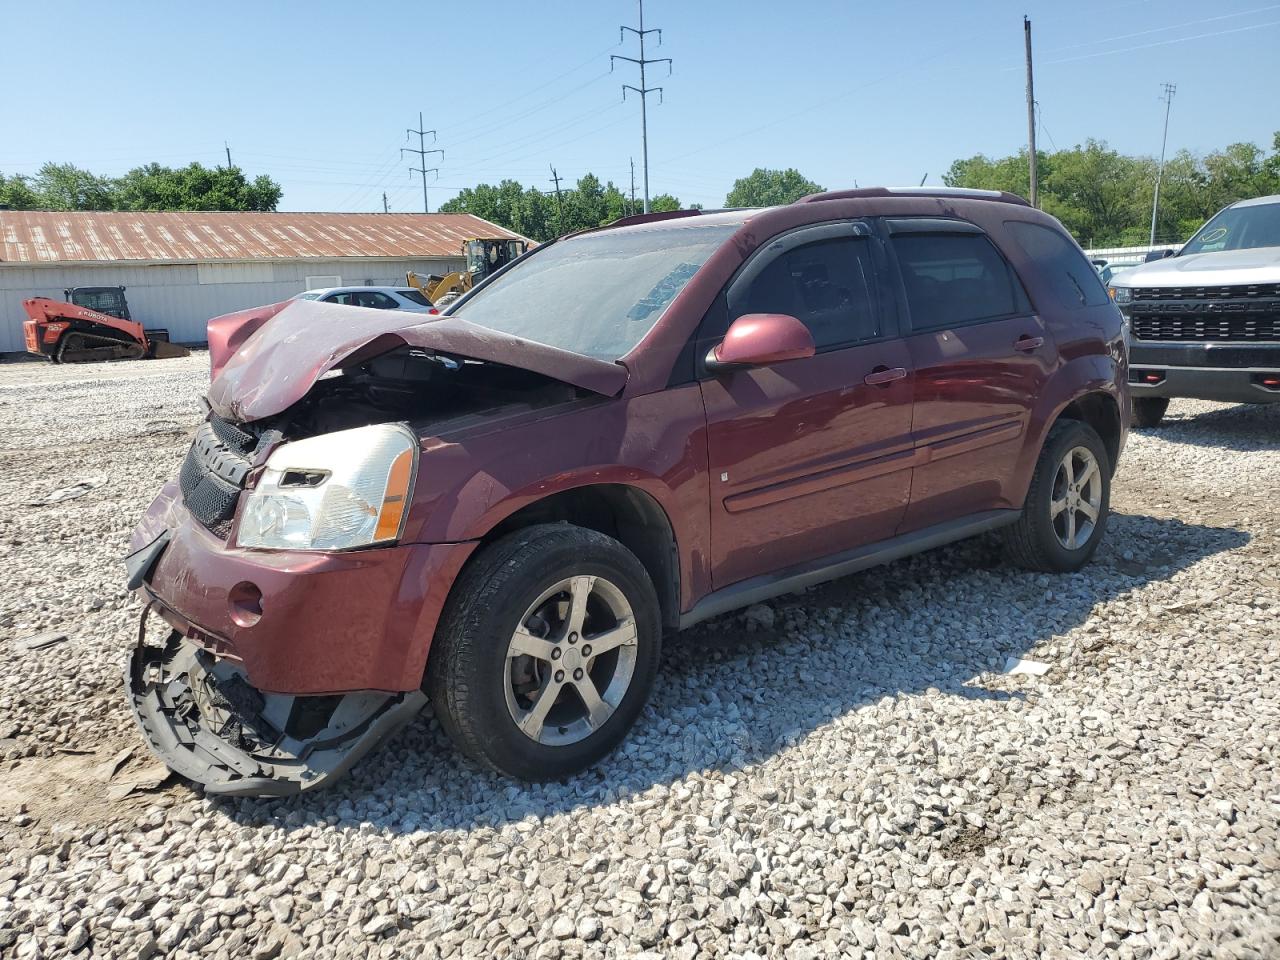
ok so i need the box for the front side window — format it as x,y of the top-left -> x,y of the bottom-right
892,233 -> 1030,330
452,222 -> 740,360
735,237 -> 880,348
1181,202 -> 1280,254
1005,220 -> 1109,307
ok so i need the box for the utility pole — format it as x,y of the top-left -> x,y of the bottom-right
549,165 -> 565,236
612,0 -> 671,214
629,158 -> 637,216
402,112 -> 443,212
382,192 -> 389,213
1024,16 -> 1038,208
225,142 -> 233,169
1150,82 -> 1177,246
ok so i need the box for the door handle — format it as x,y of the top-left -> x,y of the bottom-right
1014,335 -> 1045,352
864,366 -> 908,386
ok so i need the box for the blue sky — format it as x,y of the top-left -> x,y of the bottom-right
2,0 -> 1277,213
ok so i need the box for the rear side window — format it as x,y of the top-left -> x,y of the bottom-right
354,292 -> 400,309
397,289 -> 432,306
736,237 -> 880,348
1005,220 -> 1110,307
892,233 -> 1030,330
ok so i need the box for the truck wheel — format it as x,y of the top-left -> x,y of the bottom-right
1132,397 -> 1169,428
427,524 -> 661,780
1002,419 -> 1111,573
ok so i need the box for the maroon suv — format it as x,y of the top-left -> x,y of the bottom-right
125,187 -> 1129,795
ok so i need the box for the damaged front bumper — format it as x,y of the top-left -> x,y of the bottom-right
127,623 -> 425,797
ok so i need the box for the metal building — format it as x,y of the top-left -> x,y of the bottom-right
0,211 -> 530,353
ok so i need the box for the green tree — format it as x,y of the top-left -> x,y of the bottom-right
0,173 -> 39,209
0,161 -> 282,211
115,162 -> 281,211
944,134 -> 1280,246
29,162 -> 117,210
442,173 -> 683,241
725,168 -> 824,207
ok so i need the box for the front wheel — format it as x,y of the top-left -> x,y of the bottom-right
1132,397 -> 1169,428
427,524 -> 661,780
1002,419 -> 1111,573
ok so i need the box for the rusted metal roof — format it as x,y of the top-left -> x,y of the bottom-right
0,211 -> 528,264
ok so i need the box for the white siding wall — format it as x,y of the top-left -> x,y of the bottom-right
0,257 -> 464,353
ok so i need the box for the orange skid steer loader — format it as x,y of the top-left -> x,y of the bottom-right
22,286 -> 190,363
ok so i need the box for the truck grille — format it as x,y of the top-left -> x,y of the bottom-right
1129,284 -> 1280,342
178,415 -> 268,538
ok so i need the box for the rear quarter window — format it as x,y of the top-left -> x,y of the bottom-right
891,232 -> 1031,330
1005,220 -> 1110,308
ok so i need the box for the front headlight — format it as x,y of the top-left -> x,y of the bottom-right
236,423 -> 418,551
1111,285 -> 1133,304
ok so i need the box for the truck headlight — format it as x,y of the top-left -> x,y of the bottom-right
1111,286 -> 1132,304
236,423 -> 417,551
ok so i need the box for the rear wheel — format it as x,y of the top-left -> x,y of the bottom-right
427,524 -> 661,780
1002,419 -> 1111,572
1132,397 -> 1169,428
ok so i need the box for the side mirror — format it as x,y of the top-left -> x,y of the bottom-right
706,313 -> 816,372
1144,248 -> 1175,262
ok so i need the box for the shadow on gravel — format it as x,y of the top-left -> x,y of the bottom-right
218,511 -> 1247,835
1144,402 -> 1280,452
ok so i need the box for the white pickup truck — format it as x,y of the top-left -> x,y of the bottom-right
1110,195 -> 1280,426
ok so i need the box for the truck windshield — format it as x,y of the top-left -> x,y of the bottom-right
1181,202 -> 1280,255
451,222 -> 738,359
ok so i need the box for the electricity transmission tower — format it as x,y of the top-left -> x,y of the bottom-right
611,0 -> 671,214
1149,83 -> 1177,246
402,112 -> 443,212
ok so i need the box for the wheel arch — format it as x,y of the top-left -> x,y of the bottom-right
1052,390 -> 1122,474
478,483 -> 682,634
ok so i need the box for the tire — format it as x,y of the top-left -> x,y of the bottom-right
1002,419 -> 1112,573
426,523 -> 662,780
1132,397 -> 1169,428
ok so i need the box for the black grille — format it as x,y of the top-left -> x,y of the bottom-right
1129,284 -> 1280,342
1131,313 -> 1280,342
179,416 -> 264,538
1131,283 -> 1280,300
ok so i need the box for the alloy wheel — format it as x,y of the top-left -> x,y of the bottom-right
504,575 -> 638,746
1050,445 -> 1103,550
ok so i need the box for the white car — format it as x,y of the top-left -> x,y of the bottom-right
292,286 -> 434,312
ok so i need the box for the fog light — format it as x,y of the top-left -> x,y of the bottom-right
228,581 -> 264,627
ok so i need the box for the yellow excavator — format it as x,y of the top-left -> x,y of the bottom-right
407,237 -> 529,309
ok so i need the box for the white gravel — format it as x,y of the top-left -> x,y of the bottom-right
1,354 -> 1278,959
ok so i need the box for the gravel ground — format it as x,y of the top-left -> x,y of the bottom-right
1,354 -> 1278,959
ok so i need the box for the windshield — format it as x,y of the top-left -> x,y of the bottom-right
451,223 -> 738,359
1181,201 -> 1280,255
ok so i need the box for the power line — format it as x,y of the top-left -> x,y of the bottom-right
402,112 -> 444,213
1048,3 -> 1280,53
611,0 -> 671,214
1037,19 -> 1280,66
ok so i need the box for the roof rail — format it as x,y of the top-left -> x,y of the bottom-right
796,186 -> 1030,207
601,209 -> 703,230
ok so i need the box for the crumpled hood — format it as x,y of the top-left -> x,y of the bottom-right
1117,246 -> 1280,288
205,299 -> 628,422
